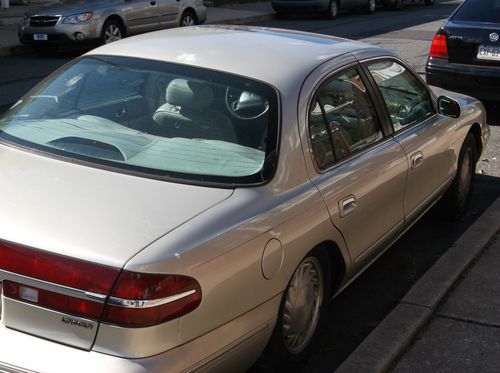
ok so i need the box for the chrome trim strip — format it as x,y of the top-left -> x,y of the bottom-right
108,290 -> 196,309
0,361 -> 37,373
0,270 -> 107,303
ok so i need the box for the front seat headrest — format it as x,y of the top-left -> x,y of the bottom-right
166,79 -> 213,111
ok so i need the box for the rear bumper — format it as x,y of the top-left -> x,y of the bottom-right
425,57 -> 500,103
0,294 -> 280,373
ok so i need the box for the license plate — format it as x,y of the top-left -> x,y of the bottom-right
33,33 -> 48,41
477,45 -> 500,61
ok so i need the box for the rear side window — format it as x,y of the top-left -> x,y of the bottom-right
308,68 -> 383,169
452,0 -> 500,23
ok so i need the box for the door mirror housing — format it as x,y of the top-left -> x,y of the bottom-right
437,96 -> 460,118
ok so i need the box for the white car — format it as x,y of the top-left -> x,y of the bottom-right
0,26 -> 489,372
18,0 -> 206,52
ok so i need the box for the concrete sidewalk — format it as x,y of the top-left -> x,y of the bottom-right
337,196 -> 500,372
0,1 -> 275,57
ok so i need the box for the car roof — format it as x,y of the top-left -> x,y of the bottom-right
87,26 -> 381,90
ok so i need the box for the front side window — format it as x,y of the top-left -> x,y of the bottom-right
367,60 -> 434,132
308,68 -> 383,169
0,56 -> 279,185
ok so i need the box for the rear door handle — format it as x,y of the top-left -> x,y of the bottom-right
339,195 -> 357,218
411,152 -> 424,170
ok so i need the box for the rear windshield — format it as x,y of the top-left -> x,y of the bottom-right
452,0 -> 500,23
0,56 -> 279,186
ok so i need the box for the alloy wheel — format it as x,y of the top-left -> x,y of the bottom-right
181,14 -> 196,27
104,24 -> 122,44
369,0 -> 376,12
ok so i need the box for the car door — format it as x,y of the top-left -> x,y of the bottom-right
158,0 -> 182,27
123,0 -> 160,34
300,58 -> 408,261
362,58 -> 454,219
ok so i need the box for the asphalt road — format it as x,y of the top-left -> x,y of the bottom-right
0,2 -> 499,372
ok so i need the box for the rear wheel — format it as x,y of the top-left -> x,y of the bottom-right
439,133 -> 477,220
366,0 -> 376,13
267,247 -> 331,366
180,10 -> 197,27
101,19 -> 124,45
326,0 -> 339,19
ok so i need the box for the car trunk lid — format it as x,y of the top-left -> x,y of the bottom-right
445,21 -> 500,67
0,143 -> 233,350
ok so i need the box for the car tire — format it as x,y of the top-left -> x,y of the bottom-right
101,19 -> 124,45
180,10 -> 197,27
326,0 -> 339,19
267,247 -> 331,367
366,0 -> 376,13
439,133 -> 477,220
424,0 -> 434,5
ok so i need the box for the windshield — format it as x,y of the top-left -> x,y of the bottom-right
452,0 -> 500,23
0,56 -> 279,185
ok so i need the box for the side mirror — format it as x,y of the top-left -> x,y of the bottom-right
437,96 -> 460,118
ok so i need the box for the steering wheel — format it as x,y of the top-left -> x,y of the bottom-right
400,100 -> 428,126
225,88 -> 269,120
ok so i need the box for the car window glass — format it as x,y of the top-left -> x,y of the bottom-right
308,68 -> 383,168
452,0 -> 500,23
0,56 -> 279,185
367,61 -> 434,132
77,67 -> 146,108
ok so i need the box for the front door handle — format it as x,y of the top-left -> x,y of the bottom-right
339,195 -> 357,218
411,152 -> 424,170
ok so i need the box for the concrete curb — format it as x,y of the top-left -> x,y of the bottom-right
0,43 -> 30,57
336,195 -> 500,373
0,16 -> 22,26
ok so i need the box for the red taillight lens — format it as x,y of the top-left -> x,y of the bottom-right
0,240 -> 202,328
102,272 -> 202,328
0,240 -> 119,293
429,33 -> 449,59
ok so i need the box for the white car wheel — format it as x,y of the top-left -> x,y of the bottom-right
102,20 -> 123,44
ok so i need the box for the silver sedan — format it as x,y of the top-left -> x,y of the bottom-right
0,26 -> 489,372
18,0 -> 206,52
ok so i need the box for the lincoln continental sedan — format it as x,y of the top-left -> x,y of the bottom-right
0,26 -> 489,372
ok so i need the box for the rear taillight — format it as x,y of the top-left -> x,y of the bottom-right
0,241 -> 118,293
429,33 -> 449,59
0,240 -> 202,328
102,272 -> 202,328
